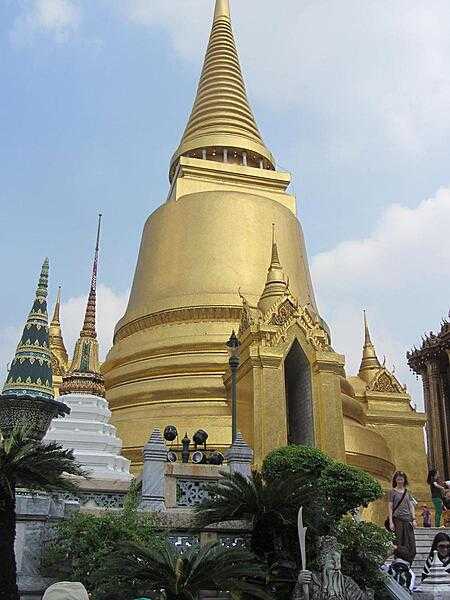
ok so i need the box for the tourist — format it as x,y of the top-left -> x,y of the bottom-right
42,581 -> 89,600
388,471 -> 417,563
387,545 -> 415,593
427,468 -> 446,527
422,505 -> 432,528
422,532 -> 450,581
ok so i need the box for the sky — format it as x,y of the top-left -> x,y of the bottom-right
1,0 -> 450,408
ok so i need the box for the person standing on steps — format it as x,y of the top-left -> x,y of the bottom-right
427,468 -> 446,527
388,471 -> 417,563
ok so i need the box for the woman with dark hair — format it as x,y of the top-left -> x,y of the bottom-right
388,471 -> 417,563
421,532 -> 450,581
427,467 -> 446,527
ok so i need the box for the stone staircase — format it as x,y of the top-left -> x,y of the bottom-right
412,527 -> 450,578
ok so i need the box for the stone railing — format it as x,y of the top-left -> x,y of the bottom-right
141,430 -> 253,512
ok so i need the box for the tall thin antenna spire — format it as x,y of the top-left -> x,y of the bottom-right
80,214 -> 102,339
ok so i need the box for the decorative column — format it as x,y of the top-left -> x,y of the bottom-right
140,429 -> 167,512
226,432 -> 253,478
427,361 -> 446,476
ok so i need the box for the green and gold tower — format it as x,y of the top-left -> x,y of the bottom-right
0,259 -> 69,439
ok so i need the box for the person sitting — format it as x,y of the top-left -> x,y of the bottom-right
42,582 -> 89,600
387,545 -> 415,593
422,532 -> 450,581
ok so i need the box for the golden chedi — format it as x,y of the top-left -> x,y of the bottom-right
103,0 -> 428,508
49,286 -> 69,397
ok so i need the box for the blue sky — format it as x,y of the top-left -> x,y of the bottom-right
1,0 -> 450,406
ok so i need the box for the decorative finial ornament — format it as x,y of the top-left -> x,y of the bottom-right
0,259 -> 70,439
257,226 -> 289,313
358,309 -> 381,379
214,0 -> 230,20
60,214 -> 105,397
49,286 -> 69,377
169,0 -> 274,179
80,213 -> 102,339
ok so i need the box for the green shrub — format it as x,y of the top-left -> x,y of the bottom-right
334,517 -> 393,594
262,445 -> 332,484
319,461 -> 383,520
42,489 -> 162,600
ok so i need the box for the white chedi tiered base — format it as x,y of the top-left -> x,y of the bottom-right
45,393 -> 132,482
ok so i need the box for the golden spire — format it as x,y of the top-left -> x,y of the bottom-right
60,214 -> 105,397
358,310 -> 381,380
258,225 -> 288,313
169,0 -> 275,180
49,286 -> 69,373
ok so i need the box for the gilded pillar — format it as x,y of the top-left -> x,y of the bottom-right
312,351 -> 346,462
427,360 -> 446,475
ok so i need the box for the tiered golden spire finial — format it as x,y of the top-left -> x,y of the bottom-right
258,225 -> 289,313
60,214 -> 105,397
358,310 -> 382,380
80,214 -> 102,339
169,0 -> 275,180
49,286 -> 69,374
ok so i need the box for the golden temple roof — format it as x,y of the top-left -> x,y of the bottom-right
169,0 -> 275,180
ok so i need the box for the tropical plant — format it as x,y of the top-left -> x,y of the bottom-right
334,516 -> 393,594
262,445 -> 331,486
196,446 -> 386,598
195,470 -> 313,561
94,540 -> 274,600
42,481 -> 162,600
318,461 -> 383,521
0,424 -> 85,600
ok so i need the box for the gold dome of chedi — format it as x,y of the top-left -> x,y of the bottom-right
104,184 -> 318,467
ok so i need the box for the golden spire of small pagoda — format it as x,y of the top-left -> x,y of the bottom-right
169,0 -> 275,180
258,225 -> 289,313
358,310 -> 382,381
49,286 -> 69,372
60,214 -> 105,397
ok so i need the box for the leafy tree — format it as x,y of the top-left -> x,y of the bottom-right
319,461 -> 383,521
262,445 -> 331,486
197,445 -> 386,598
95,540 -> 274,600
334,517 -> 393,594
42,481 -> 161,600
0,425 -> 85,600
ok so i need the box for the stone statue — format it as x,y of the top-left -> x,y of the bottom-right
293,536 -> 373,600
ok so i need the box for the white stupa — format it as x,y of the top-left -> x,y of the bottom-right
414,551 -> 450,599
45,216 -> 131,482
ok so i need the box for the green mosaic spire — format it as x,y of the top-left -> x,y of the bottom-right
2,259 -> 54,400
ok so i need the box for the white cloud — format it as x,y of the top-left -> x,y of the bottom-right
312,187 -> 450,408
59,284 -> 128,361
11,0 -> 81,46
0,285 -> 128,384
119,0 -> 450,161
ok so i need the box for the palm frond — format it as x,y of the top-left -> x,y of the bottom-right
0,423 -> 86,498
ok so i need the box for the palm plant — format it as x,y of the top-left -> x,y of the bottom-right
0,425 -> 86,600
195,471 -> 314,561
98,540 -> 274,600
